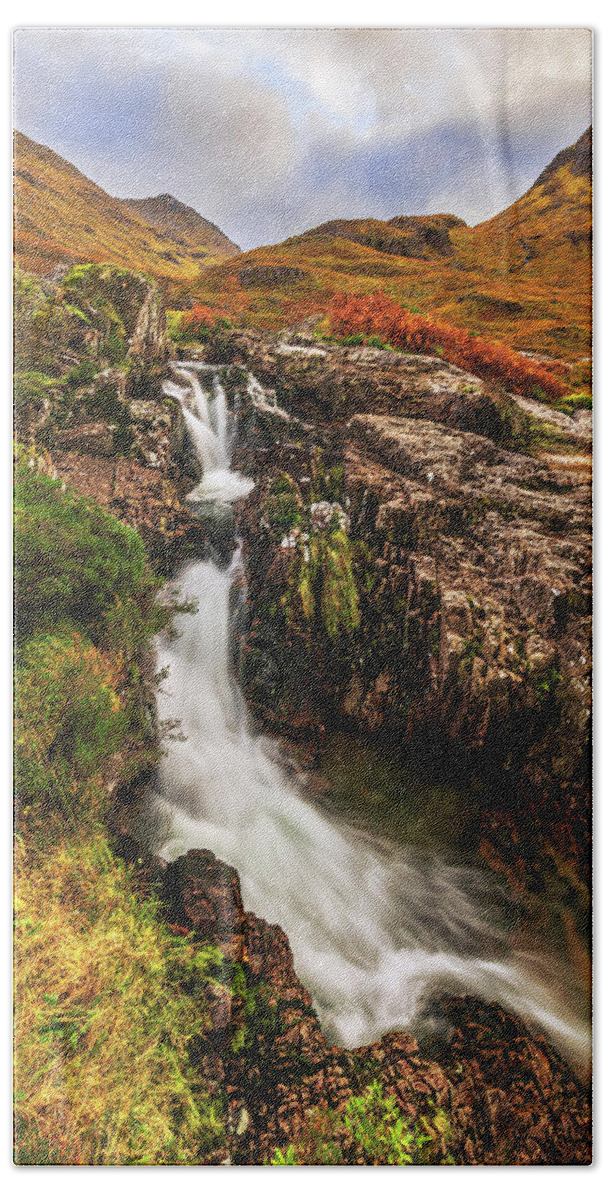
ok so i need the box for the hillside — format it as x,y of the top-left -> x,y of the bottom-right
13,132 -> 239,289
189,128 -> 591,369
13,127 -> 591,373
119,193 -> 239,260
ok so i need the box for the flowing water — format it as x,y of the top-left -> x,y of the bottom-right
146,364 -> 590,1069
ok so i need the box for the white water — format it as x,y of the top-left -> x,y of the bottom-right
163,367 -> 254,504
150,364 -> 590,1068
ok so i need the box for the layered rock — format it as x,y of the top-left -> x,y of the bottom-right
17,264 -> 206,566
228,335 -> 591,876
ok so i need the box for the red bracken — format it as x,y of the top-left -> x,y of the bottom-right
328,292 -> 567,400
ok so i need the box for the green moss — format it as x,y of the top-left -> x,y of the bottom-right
270,1080 -> 453,1165
325,463 -> 345,503
66,358 -> 99,386
553,392 -> 592,416
285,526 -> 360,641
14,371 -> 62,422
319,529 -> 360,639
14,267 -> 89,378
264,473 -> 302,535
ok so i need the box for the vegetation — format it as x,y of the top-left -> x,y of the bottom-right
14,131 -> 238,289
14,266 -> 87,378
270,1080 -> 453,1165
15,630 -> 128,825
552,391 -> 593,416
327,292 -> 568,400
15,453 -> 151,644
14,832 -> 223,1164
13,448 -> 224,1164
263,473 -> 360,640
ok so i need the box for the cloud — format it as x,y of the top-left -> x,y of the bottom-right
13,27 -> 592,248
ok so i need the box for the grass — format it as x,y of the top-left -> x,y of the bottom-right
14,449 -> 162,646
14,831 -> 224,1164
13,446 -> 224,1164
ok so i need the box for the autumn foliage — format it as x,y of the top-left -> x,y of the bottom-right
329,292 -> 568,399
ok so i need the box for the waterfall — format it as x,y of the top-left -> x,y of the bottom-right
149,363 -> 590,1070
163,366 -> 253,504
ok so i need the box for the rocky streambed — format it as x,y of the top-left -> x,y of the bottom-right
35,308 -> 592,1163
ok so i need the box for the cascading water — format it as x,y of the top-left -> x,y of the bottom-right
163,365 -> 253,504
148,364 -> 590,1069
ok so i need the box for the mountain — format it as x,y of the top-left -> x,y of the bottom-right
14,127 -> 591,368
454,127 -> 592,281
191,127 -> 591,367
118,194 -> 239,260
13,132 -> 239,290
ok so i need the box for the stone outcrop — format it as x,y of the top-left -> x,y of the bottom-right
230,338 -> 590,872
124,845 -> 590,1166
18,264 -> 206,567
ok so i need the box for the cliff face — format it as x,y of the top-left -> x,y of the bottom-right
221,334 -> 590,874
16,263 -> 206,564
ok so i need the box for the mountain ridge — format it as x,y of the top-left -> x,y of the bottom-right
188,126 -> 591,370
13,131 -> 239,288
13,126 -> 591,371
118,193 -> 240,258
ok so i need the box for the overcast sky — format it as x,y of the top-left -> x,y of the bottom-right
13,27 -> 591,250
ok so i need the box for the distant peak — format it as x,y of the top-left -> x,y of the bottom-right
532,126 -> 592,190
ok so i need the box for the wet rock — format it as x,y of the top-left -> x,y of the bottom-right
238,392 -> 590,867
153,843 -> 591,1165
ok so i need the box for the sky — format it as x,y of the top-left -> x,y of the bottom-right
13,27 -> 592,250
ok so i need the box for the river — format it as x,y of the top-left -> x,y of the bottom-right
145,362 -> 590,1070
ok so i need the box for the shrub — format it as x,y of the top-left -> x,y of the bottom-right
14,458 -> 151,644
270,1080 -> 452,1165
328,292 -> 568,400
14,833 -> 224,1164
176,303 -> 233,343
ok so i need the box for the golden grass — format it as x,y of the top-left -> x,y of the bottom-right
14,132 -> 237,288
14,830 -> 224,1164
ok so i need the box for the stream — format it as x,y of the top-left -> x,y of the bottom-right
145,363 -> 590,1070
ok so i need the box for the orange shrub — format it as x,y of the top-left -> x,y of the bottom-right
179,302 -> 231,336
328,292 -> 567,399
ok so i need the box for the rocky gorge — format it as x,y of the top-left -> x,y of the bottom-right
16,269 -> 592,1164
